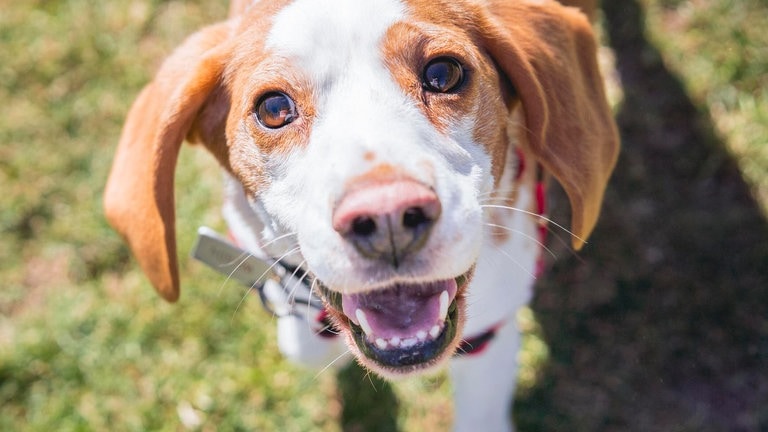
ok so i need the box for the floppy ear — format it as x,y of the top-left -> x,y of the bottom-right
104,22 -> 234,301
481,1 -> 619,249
556,0 -> 598,22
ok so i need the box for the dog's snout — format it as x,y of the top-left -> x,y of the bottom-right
333,180 -> 441,267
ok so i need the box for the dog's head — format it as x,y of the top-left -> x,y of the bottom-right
105,0 -> 618,377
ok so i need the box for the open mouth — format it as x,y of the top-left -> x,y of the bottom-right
319,273 -> 470,372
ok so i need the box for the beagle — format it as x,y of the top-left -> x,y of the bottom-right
105,0 -> 618,430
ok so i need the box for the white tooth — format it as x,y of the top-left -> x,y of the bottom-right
401,337 -> 418,348
439,290 -> 450,322
375,338 -> 388,349
429,325 -> 441,339
417,330 -> 427,341
356,309 -> 373,336
390,336 -> 401,347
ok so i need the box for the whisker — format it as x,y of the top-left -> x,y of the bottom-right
478,186 -> 519,198
477,190 -> 500,200
231,246 -> 302,321
232,287 -> 255,323
363,369 -> 379,392
480,204 -> 586,246
216,251 -> 254,298
541,223 -> 587,262
258,231 -> 299,252
279,259 -> 322,333
478,189 -> 520,203
215,231 -> 298,298
544,222 -> 573,250
495,246 -> 537,280
306,277 -> 320,332
479,195 -> 520,206
313,349 -> 352,380
484,222 -> 557,260
456,340 -> 470,356
313,322 -> 340,337
216,250 -> 253,268
285,259 -> 309,303
256,246 -> 302,289
517,121 -> 535,138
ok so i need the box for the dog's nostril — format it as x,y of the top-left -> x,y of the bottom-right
402,207 -> 431,229
351,216 -> 377,237
333,179 -> 441,264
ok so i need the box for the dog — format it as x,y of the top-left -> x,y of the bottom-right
104,0 -> 618,430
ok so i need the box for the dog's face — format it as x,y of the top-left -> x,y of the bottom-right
105,0 -> 618,377
225,0 -> 512,375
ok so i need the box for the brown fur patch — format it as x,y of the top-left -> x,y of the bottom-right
342,163 -> 415,193
381,5 -> 513,183
363,151 -> 377,162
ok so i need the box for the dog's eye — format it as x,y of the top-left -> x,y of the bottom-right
422,57 -> 465,93
254,92 -> 297,129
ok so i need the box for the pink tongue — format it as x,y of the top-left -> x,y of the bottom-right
341,280 -> 457,340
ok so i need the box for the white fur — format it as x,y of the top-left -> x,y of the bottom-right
258,0 -> 490,294
451,319 -> 522,432
224,1 -> 540,430
465,126 -> 539,336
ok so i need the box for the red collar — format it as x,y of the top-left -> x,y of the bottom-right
454,322 -> 503,357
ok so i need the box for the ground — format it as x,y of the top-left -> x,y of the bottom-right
1,0 -> 766,431
514,2 -> 768,430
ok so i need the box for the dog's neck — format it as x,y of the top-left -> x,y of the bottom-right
221,172 -> 303,267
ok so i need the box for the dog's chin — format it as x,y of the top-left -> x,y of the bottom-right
318,269 -> 472,379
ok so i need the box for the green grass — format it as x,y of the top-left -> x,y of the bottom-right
643,0 -> 768,213
1,0 -> 766,430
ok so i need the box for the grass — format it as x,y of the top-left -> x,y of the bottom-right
1,0 -> 766,430
643,0 -> 768,213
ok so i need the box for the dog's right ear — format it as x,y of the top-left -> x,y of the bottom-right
479,1 -> 619,250
104,22 -> 234,302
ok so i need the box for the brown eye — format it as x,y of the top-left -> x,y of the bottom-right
254,92 -> 297,129
422,57 -> 465,93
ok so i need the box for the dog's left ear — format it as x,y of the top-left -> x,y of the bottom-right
104,22 -> 234,301
480,1 -> 619,249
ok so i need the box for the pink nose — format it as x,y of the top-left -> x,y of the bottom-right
332,179 -> 441,267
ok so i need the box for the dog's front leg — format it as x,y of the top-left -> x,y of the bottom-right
449,318 -> 521,432
274,310 -> 349,369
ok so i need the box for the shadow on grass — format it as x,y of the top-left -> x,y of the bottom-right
515,1 -> 768,431
337,362 -> 400,432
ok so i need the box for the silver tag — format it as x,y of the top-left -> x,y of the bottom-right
191,227 -> 275,288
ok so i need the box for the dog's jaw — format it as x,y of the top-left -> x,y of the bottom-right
318,271 -> 474,378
